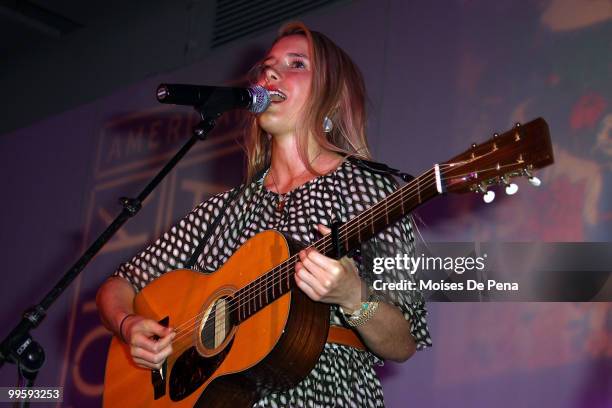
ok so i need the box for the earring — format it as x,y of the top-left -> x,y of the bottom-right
323,116 -> 333,133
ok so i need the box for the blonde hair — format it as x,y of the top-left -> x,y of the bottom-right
243,22 -> 372,181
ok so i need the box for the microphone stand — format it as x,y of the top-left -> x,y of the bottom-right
0,106 -> 224,407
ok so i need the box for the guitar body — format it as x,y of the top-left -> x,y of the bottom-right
103,230 -> 330,407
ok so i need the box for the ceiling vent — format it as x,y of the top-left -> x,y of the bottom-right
212,0 -> 340,48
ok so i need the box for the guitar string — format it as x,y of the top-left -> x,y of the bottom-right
169,157 -> 526,346
167,166 -> 447,353
167,163 -> 462,345
165,165 -> 444,341
170,160 -> 526,350
166,155 -> 487,339
169,159 -> 517,346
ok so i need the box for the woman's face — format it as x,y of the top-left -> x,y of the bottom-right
256,35 -> 312,137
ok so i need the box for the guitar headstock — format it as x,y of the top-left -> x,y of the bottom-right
441,117 -> 554,202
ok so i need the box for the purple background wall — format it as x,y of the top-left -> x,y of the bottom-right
0,1 -> 610,407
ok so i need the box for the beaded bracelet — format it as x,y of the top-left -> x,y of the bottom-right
119,313 -> 136,344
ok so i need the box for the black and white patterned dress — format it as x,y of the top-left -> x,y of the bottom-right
113,159 -> 432,407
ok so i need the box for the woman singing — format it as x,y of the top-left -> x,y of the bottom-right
97,21 -> 431,407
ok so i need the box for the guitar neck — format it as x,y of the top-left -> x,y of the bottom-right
231,167 -> 441,323
316,167 -> 440,258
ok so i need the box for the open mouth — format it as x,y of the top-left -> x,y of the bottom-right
268,89 -> 287,102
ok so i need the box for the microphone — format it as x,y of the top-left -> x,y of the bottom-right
156,84 -> 270,113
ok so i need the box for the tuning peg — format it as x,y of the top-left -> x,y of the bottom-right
505,183 -> 518,195
524,169 -> 542,187
474,183 -> 495,204
501,175 -> 518,195
528,176 -> 541,187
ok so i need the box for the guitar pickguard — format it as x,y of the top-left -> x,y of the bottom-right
169,339 -> 234,401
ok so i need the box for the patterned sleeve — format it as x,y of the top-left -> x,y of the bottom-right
111,189 -> 232,292
345,165 -> 432,351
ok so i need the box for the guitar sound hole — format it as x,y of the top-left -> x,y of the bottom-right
200,296 -> 234,351
169,295 -> 236,401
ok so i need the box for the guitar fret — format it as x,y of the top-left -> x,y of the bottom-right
369,207 -> 375,235
344,229 -> 349,253
258,278 -> 263,309
239,294 -> 244,321
251,281 -> 257,314
384,196 -> 389,225
285,268 -> 290,291
252,284 -> 257,314
247,287 -> 252,317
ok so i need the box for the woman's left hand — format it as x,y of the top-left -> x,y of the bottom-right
295,224 -> 363,312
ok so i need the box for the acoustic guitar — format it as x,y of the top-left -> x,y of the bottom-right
103,118 -> 554,407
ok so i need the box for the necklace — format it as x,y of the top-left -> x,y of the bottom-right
268,152 -> 322,213
269,170 -> 288,212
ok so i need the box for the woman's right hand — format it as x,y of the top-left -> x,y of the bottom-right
121,314 -> 176,370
